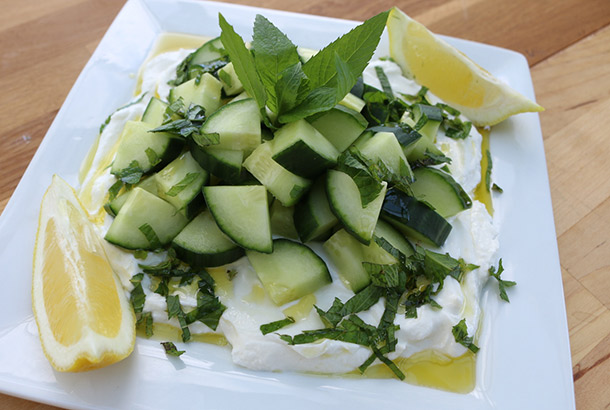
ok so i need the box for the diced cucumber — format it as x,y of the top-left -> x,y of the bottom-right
294,177 -> 337,243
108,175 -> 159,215
326,169 -> 387,245
410,167 -> 472,218
270,200 -> 299,240
172,210 -> 244,267
105,188 -> 188,250
360,131 -> 414,180
190,37 -> 226,66
272,120 -> 339,178
413,104 -> 443,142
203,185 -> 272,253
381,187 -> 452,247
243,142 -> 311,207
247,239 -> 331,305
189,141 -> 244,183
110,121 -> 183,180
373,219 -> 414,258
339,93 -> 366,113
155,151 -> 208,219
324,229 -> 396,293
169,74 -> 222,115
217,62 -> 244,96
309,105 -> 367,152
141,97 -> 168,127
200,98 -> 261,154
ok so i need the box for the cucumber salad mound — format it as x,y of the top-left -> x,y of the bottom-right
77,8 -> 523,393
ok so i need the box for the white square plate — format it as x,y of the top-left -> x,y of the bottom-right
0,0 -> 575,409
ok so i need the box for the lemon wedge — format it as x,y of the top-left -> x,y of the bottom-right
32,175 -> 135,372
387,7 -> 543,126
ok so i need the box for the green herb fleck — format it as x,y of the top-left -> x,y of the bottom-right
161,341 -> 185,357
260,316 -> 296,335
166,173 -> 201,197
489,259 -> 516,302
452,319 -> 479,353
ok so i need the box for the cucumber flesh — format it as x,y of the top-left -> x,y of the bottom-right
141,97 -> 168,127
155,151 -> 208,219
108,175 -> 158,216
169,74 -> 222,115
172,210 -> 244,268
105,188 -> 188,250
270,200 -> 299,240
359,131 -> 414,180
189,142 -> 244,184
217,62 -> 244,96
247,239 -> 331,305
410,167 -> 472,218
309,105 -> 367,152
243,141 -> 311,207
324,229 -> 396,293
201,98 -> 261,154
373,219 -> 414,258
111,121 -> 183,180
326,169 -> 387,245
203,185 -> 273,253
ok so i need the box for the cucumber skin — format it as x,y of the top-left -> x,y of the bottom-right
380,188 -> 452,247
172,242 -> 244,268
411,167 -> 472,218
189,139 -> 244,183
273,140 -> 336,179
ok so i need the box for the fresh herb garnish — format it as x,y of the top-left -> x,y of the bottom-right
113,160 -> 144,184
165,173 -> 201,197
219,11 -> 388,126
260,316 -> 295,335
161,341 -> 185,357
138,223 -> 162,249
489,259 -> 516,302
374,66 -> 393,97
452,319 -> 479,353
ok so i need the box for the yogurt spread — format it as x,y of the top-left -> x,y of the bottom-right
79,46 -> 499,383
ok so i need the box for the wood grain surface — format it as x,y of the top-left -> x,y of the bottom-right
1,0 -> 608,408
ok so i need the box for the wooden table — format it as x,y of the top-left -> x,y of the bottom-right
1,0 -> 608,408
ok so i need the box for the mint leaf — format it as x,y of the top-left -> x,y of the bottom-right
166,294 -> 191,342
161,341 -> 185,357
374,65 -> 393,97
165,173 -> 201,197
303,11 -> 388,97
219,13 -> 267,118
113,160 -> 144,184
274,62 -> 309,114
489,259 -> 516,302
260,316 -> 295,335
129,273 -> 146,314
278,87 -> 337,123
336,150 -> 383,207
252,14 -> 301,114
452,319 -> 479,353
138,223 -> 162,249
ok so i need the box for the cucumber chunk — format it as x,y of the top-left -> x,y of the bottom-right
172,210 -> 244,267
373,219 -> 414,258
190,142 -> 244,183
272,120 -> 339,178
309,105 -> 367,152
410,167 -> 472,218
324,229 -> 396,293
155,151 -> 208,219
108,175 -> 159,216
203,185 -> 272,253
243,141 -> 311,207
217,62 -> 244,96
141,97 -> 168,127
294,178 -> 338,243
380,187 -> 452,247
326,169 -> 387,245
359,131 -> 414,180
270,200 -> 299,240
111,121 -> 183,180
105,188 -> 188,250
247,239 -> 331,305
169,74 -> 222,115
190,37 -> 226,66
339,93 -> 366,113
201,98 -> 261,154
